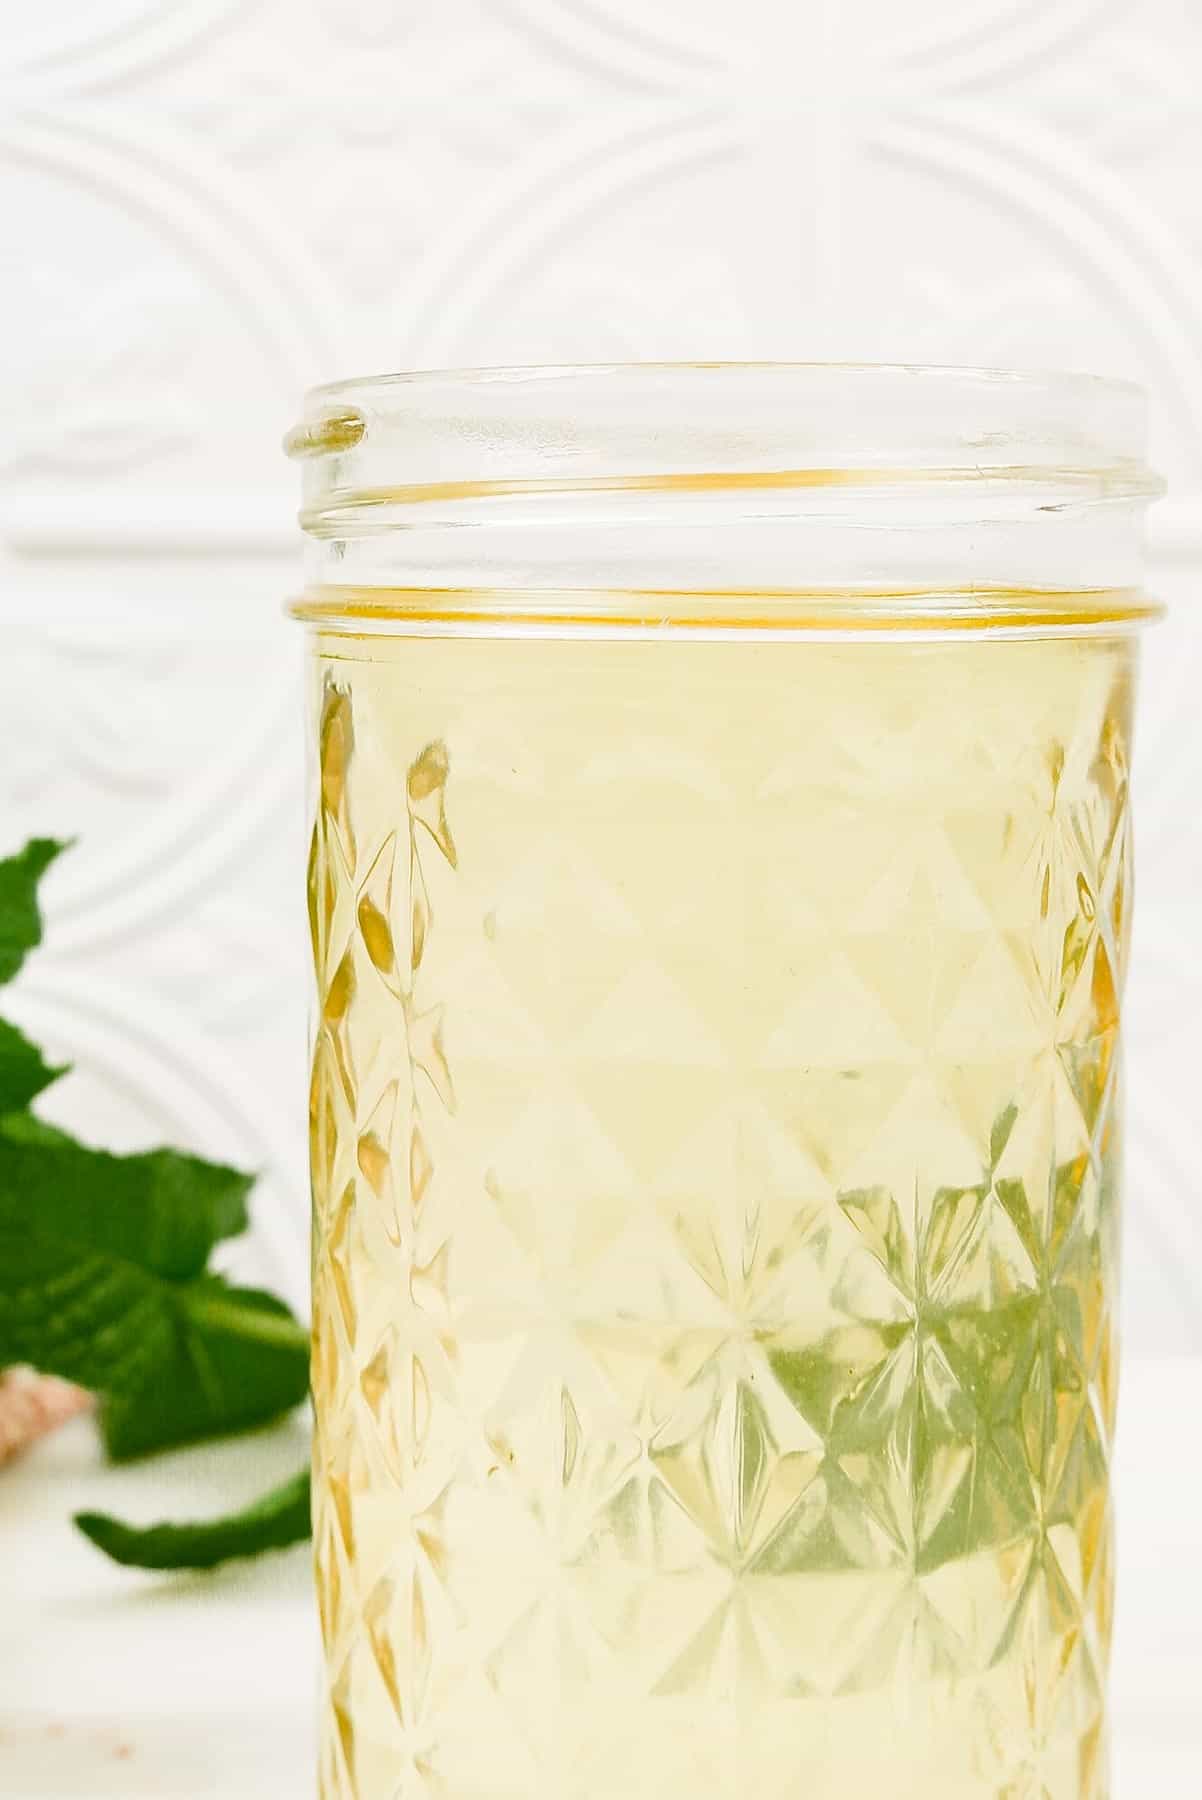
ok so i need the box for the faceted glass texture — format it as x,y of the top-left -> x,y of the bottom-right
309,631 -> 1132,1800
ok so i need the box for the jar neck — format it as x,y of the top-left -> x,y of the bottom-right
287,364 -> 1162,631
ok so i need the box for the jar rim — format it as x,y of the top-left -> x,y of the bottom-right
292,358 -> 1146,409
285,360 -> 1161,505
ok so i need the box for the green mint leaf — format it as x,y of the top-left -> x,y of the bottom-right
0,1118 -> 308,1459
0,839 -> 68,986
0,1112 -> 252,1281
0,1016 -> 67,1115
74,1467 -> 311,1571
99,1278 -> 310,1462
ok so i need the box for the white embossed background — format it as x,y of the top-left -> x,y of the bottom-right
2,0 -> 1200,1367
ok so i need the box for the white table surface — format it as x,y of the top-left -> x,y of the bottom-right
2,1361 -> 1199,1797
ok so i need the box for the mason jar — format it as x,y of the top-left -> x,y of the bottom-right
287,364 -> 1160,1800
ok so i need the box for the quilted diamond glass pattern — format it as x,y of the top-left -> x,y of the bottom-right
309,630 -> 1134,1800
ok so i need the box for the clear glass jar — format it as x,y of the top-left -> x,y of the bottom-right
288,365 -> 1161,1800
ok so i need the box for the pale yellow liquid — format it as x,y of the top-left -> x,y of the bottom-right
308,618 -> 1132,1800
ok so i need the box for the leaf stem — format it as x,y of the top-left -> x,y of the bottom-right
184,1293 -> 311,1358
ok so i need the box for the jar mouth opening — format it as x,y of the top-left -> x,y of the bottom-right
291,358 -> 1147,414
